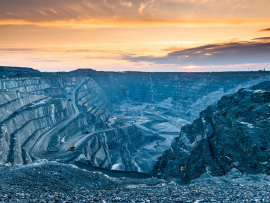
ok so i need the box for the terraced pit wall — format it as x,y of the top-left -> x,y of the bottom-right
0,76 -> 149,174
0,77 -> 81,165
0,77 -> 112,164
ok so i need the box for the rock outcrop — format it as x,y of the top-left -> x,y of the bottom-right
152,81 -> 270,182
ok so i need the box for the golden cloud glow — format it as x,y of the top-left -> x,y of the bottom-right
1,19 -> 270,27
185,66 -> 196,69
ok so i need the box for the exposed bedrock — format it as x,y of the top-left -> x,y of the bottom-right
152,81 -> 270,182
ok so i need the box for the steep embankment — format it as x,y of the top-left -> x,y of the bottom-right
152,81 -> 270,182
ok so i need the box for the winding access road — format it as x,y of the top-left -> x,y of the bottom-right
42,122 -> 132,161
31,79 -> 88,160
31,77 -> 131,161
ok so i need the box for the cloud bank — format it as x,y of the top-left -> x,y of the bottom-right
124,39 -> 270,66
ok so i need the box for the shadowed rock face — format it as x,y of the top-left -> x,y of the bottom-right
152,81 -> 270,182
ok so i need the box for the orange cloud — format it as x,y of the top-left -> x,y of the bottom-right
124,38 -> 270,66
258,28 -> 270,32
161,46 -> 183,52
252,37 -> 270,41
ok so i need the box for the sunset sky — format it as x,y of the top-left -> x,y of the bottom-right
1,0 -> 270,72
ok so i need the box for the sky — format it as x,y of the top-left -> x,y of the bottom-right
0,0 -> 270,72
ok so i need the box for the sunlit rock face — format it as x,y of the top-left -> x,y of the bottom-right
152,81 -> 270,182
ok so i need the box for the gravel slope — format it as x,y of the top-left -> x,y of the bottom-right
1,161 -> 270,202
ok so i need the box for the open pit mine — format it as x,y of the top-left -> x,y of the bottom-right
2,66 -> 270,202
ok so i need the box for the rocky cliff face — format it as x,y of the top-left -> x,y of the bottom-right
152,81 -> 270,182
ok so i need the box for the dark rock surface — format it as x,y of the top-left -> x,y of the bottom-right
152,81 -> 270,182
0,161 -> 118,192
1,161 -> 270,202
